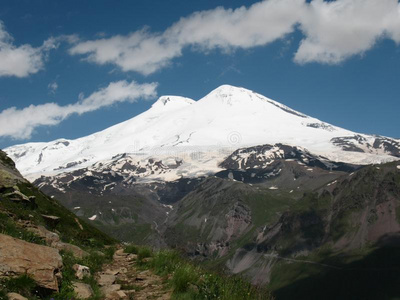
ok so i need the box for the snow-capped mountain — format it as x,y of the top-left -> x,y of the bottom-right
5,85 -> 400,181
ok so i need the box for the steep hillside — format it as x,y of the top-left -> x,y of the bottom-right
0,150 -> 116,299
0,149 -> 115,249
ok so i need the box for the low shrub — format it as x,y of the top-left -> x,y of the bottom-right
172,264 -> 200,293
124,244 -> 139,254
150,249 -> 181,276
0,212 -> 44,245
0,274 -> 37,298
137,246 -> 152,261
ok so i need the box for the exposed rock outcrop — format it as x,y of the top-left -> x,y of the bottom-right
53,241 -> 89,259
0,151 -> 27,188
0,233 -> 63,291
23,222 -> 89,258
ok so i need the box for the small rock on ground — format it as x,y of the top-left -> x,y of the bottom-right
97,274 -> 116,286
7,293 -> 28,300
72,282 -> 93,299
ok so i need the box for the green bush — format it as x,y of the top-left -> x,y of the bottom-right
0,289 -> 7,300
48,282 -> 75,300
104,246 -> 116,260
124,244 -> 139,254
150,249 -> 181,276
82,251 -> 107,274
172,264 -> 200,293
137,246 -> 152,261
197,274 -> 270,300
0,212 -> 44,245
0,274 -> 36,298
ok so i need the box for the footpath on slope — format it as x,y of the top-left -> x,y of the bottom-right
96,247 -> 172,300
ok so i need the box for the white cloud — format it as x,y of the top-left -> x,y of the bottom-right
0,80 -> 158,139
48,81 -> 58,95
70,30 -> 182,75
69,0 -> 400,72
0,21 -> 58,77
69,0 -> 304,75
294,0 -> 400,64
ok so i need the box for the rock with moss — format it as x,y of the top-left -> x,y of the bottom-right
0,151 -> 27,188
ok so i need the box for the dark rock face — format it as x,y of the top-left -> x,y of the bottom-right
306,122 -> 335,131
331,135 -> 400,157
219,143 -> 359,172
331,135 -> 367,152
373,137 -> 400,157
217,144 -> 360,184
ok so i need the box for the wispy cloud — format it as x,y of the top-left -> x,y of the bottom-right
47,81 -> 58,95
68,0 -> 400,74
0,80 -> 158,139
0,21 -> 58,78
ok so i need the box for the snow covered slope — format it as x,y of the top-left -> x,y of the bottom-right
5,85 -> 400,181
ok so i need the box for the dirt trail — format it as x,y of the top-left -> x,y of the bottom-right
96,248 -> 172,299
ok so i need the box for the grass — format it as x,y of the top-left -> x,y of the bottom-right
172,264 -> 200,293
0,290 -> 6,300
124,244 -> 139,254
15,182 -> 116,248
0,182 -> 116,251
126,245 -> 272,300
0,274 -> 37,299
245,191 -> 294,226
0,212 -> 45,245
137,246 -> 152,261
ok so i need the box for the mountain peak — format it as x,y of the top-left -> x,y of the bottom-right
212,84 -> 246,92
199,85 -> 258,107
151,95 -> 195,111
207,84 -> 250,97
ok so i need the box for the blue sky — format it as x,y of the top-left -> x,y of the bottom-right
0,0 -> 400,149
